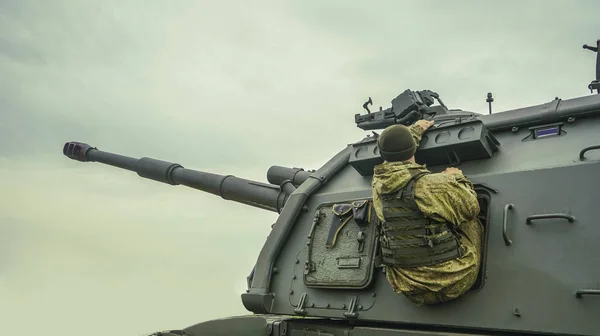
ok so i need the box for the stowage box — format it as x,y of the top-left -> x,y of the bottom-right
348,120 -> 500,176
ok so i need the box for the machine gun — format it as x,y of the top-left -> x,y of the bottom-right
354,89 -> 452,130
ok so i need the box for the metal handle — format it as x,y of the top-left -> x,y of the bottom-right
502,204 -> 514,246
395,110 -> 420,125
526,213 -> 575,225
575,289 -> 600,298
579,145 -> 600,160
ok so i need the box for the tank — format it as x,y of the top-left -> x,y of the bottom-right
62,41 -> 600,336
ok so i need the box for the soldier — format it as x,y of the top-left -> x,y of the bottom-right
371,120 -> 483,306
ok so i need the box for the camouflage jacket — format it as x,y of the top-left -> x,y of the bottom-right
371,123 -> 484,305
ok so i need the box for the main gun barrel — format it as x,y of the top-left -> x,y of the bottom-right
63,142 -> 289,213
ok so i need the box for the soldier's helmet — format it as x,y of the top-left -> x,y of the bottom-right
377,124 -> 417,162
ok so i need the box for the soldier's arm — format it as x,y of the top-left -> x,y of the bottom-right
408,124 -> 425,148
453,173 -> 476,191
408,120 -> 434,149
414,173 -> 480,228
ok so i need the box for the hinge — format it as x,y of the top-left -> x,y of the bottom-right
268,320 -> 287,336
294,293 -> 308,315
343,296 -> 359,318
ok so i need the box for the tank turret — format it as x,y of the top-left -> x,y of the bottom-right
63,41 -> 600,336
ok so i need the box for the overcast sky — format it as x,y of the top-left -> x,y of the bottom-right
1,1 -> 599,335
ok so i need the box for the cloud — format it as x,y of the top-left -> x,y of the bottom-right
2,1 -> 600,335
284,0 -> 600,110
0,0 -> 367,170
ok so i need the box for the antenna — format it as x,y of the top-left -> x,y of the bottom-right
362,97 -> 373,114
583,39 -> 600,94
486,92 -> 494,114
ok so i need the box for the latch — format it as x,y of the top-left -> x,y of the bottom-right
343,296 -> 359,318
357,231 -> 365,252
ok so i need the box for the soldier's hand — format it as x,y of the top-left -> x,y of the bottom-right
415,119 -> 435,131
443,167 -> 463,175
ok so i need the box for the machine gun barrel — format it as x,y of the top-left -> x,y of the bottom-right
63,142 -> 289,213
